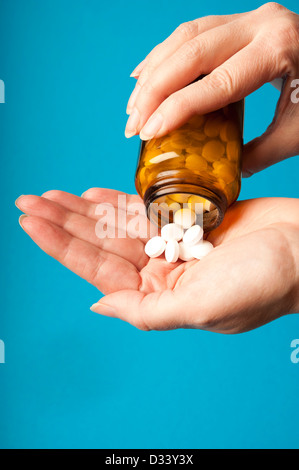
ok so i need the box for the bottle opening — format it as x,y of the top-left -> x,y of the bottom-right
144,184 -> 227,232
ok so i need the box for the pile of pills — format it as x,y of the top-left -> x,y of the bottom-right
136,108 -> 242,205
144,207 -> 214,263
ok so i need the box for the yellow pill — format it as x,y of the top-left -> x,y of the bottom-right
226,140 -> 241,162
187,114 -> 205,128
188,195 -> 206,213
160,137 -> 175,151
165,198 -> 182,214
185,154 -> 208,170
204,115 -> 224,138
213,161 -> 237,184
189,130 -> 206,142
202,140 -> 225,162
139,166 -> 150,186
186,145 -> 203,154
220,121 -> 239,142
161,155 -> 186,170
168,193 -> 190,204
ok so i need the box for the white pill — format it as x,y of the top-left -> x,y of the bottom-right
161,223 -> 184,242
183,224 -> 204,246
167,201 -> 181,213
174,208 -> 196,229
178,242 -> 195,262
190,240 -> 214,259
165,240 -> 179,263
204,200 -> 216,212
145,236 -> 166,258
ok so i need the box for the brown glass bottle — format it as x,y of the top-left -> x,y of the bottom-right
135,99 -> 244,232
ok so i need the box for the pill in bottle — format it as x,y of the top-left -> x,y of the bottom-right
135,99 -> 244,232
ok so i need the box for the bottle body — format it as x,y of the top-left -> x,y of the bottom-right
135,99 -> 244,231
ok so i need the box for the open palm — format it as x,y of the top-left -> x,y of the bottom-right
16,188 -> 299,333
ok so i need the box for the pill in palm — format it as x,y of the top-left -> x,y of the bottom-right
190,240 -> 214,259
165,239 -> 180,263
145,236 -> 166,258
174,208 -> 196,229
161,223 -> 184,242
178,241 -> 195,262
183,224 -> 204,246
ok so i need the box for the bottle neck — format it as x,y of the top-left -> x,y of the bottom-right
144,182 -> 227,232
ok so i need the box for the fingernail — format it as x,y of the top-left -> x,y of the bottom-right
125,107 -> 140,138
140,113 -> 163,140
81,191 -> 86,197
90,303 -> 117,317
130,58 -> 147,78
126,83 -> 141,115
19,214 -> 28,227
15,195 -> 25,209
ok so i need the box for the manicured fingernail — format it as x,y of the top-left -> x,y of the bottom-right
130,58 -> 147,78
125,107 -> 140,138
126,83 -> 141,115
15,195 -> 24,208
19,214 -> 28,227
140,113 -> 163,140
90,303 -> 117,317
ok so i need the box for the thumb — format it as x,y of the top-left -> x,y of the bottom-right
242,76 -> 299,177
90,288 -> 194,331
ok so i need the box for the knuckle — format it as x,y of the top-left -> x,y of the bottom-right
276,18 -> 299,44
180,38 -> 201,61
264,19 -> 299,71
166,92 -> 185,112
138,63 -> 156,86
260,2 -> 286,14
175,20 -> 199,39
145,44 -> 162,67
141,78 -> 159,97
42,189 -> 63,199
208,68 -> 235,98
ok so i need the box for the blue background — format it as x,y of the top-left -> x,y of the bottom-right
0,0 -> 298,449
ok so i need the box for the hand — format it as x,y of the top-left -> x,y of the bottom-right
16,189 -> 299,333
125,2 -> 299,176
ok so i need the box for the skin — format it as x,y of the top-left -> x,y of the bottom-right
15,3 -> 299,333
125,2 -> 299,177
16,190 -> 299,333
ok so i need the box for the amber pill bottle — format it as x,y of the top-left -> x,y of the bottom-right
135,99 -> 244,232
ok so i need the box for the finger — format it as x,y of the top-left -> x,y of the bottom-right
43,189 -> 143,218
90,287 -> 194,331
139,40 -> 284,140
130,58 -> 148,78
42,190 -> 101,219
126,13 -> 245,113
80,187 -> 143,207
242,76 -> 299,176
81,188 -> 154,242
91,223 -> 297,333
43,189 -> 152,243
127,20 -> 252,136
19,215 -> 140,293
16,195 -> 148,270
